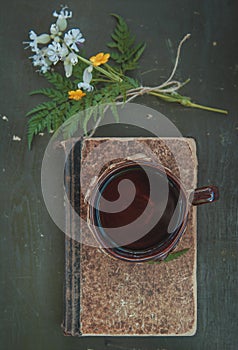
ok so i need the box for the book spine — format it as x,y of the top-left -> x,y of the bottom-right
62,139 -> 82,336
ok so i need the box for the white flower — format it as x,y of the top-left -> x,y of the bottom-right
46,42 -> 68,64
23,30 -> 38,52
63,52 -> 78,78
30,48 -> 51,73
78,65 -> 94,91
50,23 -> 60,36
53,7 -> 72,31
53,7 -> 72,19
49,24 -> 62,43
64,29 -> 85,52
23,30 -> 51,52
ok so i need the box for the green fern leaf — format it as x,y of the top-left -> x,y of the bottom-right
110,52 -> 123,63
27,100 -> 71,148
124,76 -> 140,88
125,42 -> 146,63
30,88 -> 67,102
147,248 -> 190,264
66,102 -> 81,119
27,110 -> 49,149
26,101 -> 56,117
72,61 -> 87,79
44,72 -> 74,91
107,14 -> 146,73
107,42 -> 118,49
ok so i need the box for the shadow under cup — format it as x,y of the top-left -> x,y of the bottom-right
88,161 -> 188,262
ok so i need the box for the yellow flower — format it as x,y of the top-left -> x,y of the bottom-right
68,89 -> 86,100
89,52 -> 110,66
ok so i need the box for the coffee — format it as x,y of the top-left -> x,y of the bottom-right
91,163 -> 185,258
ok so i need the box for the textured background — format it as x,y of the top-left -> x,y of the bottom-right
0,0 -> 237,349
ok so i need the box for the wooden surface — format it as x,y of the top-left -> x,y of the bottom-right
0,0 -> 238,349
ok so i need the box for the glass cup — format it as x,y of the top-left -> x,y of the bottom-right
87,159 -> 219,262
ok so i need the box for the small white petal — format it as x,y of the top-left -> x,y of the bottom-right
13,135 -> 21,141
29,30 -> 37,40
78,82 -> 84,89
60,8 -> 72,19
71,43 -> 79,52
41,65 -> 50,73
50,24 -> 59,35
78,82 -> 94,92
53,8 -> 72,19
37,34 -> 51,44
83,67 -> 93,84
57,17 -> 67,31
26,30 -> 39,52
68,52 -> 78,65
71,29 -> 78,37
64,60 -> 73,77
60,44 -> 69,58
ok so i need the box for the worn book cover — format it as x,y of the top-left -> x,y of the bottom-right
62,137 -> 197,336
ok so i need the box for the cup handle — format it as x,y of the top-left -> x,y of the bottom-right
190,185 -> 219,206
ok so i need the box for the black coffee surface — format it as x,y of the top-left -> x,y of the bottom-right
95,165 -> 182,251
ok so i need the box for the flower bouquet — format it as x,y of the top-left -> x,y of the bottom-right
24,6 -> 227,148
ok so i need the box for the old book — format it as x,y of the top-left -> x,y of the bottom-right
62,137 -> 197,336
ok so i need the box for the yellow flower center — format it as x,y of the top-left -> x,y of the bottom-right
89,52 -> 110,66
68,89 -> 86,100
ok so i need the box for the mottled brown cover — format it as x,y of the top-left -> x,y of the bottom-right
62,137 -> 197,336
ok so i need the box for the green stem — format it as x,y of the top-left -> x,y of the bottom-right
104,63 -> 123,77
96,65 -> 122,82
148,91 -> 175,100
148,91 -> 228,115
77,55 -> 122,83
187,102 -> 228,114
92,78 -> 114,83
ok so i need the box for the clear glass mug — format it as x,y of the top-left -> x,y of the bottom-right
87,158 -> 219,262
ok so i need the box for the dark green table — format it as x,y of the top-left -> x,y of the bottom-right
1,0 -> 237,349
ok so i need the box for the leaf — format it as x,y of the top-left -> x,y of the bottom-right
72,61 -> 88,79
65,101 -> 81,119
27,111 -> 49,149
124,76 -> 140,88
30,88 -> 67,102
27,100 -> 71,148
26,101 -> 56,117
107,42 -> 118,49
107,14 -> 146,73
110,52 -> 123,63
150,91 -> 193,106
147,248 -> 189,264
44,72 -> 74,91
131,42 -> 146,62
